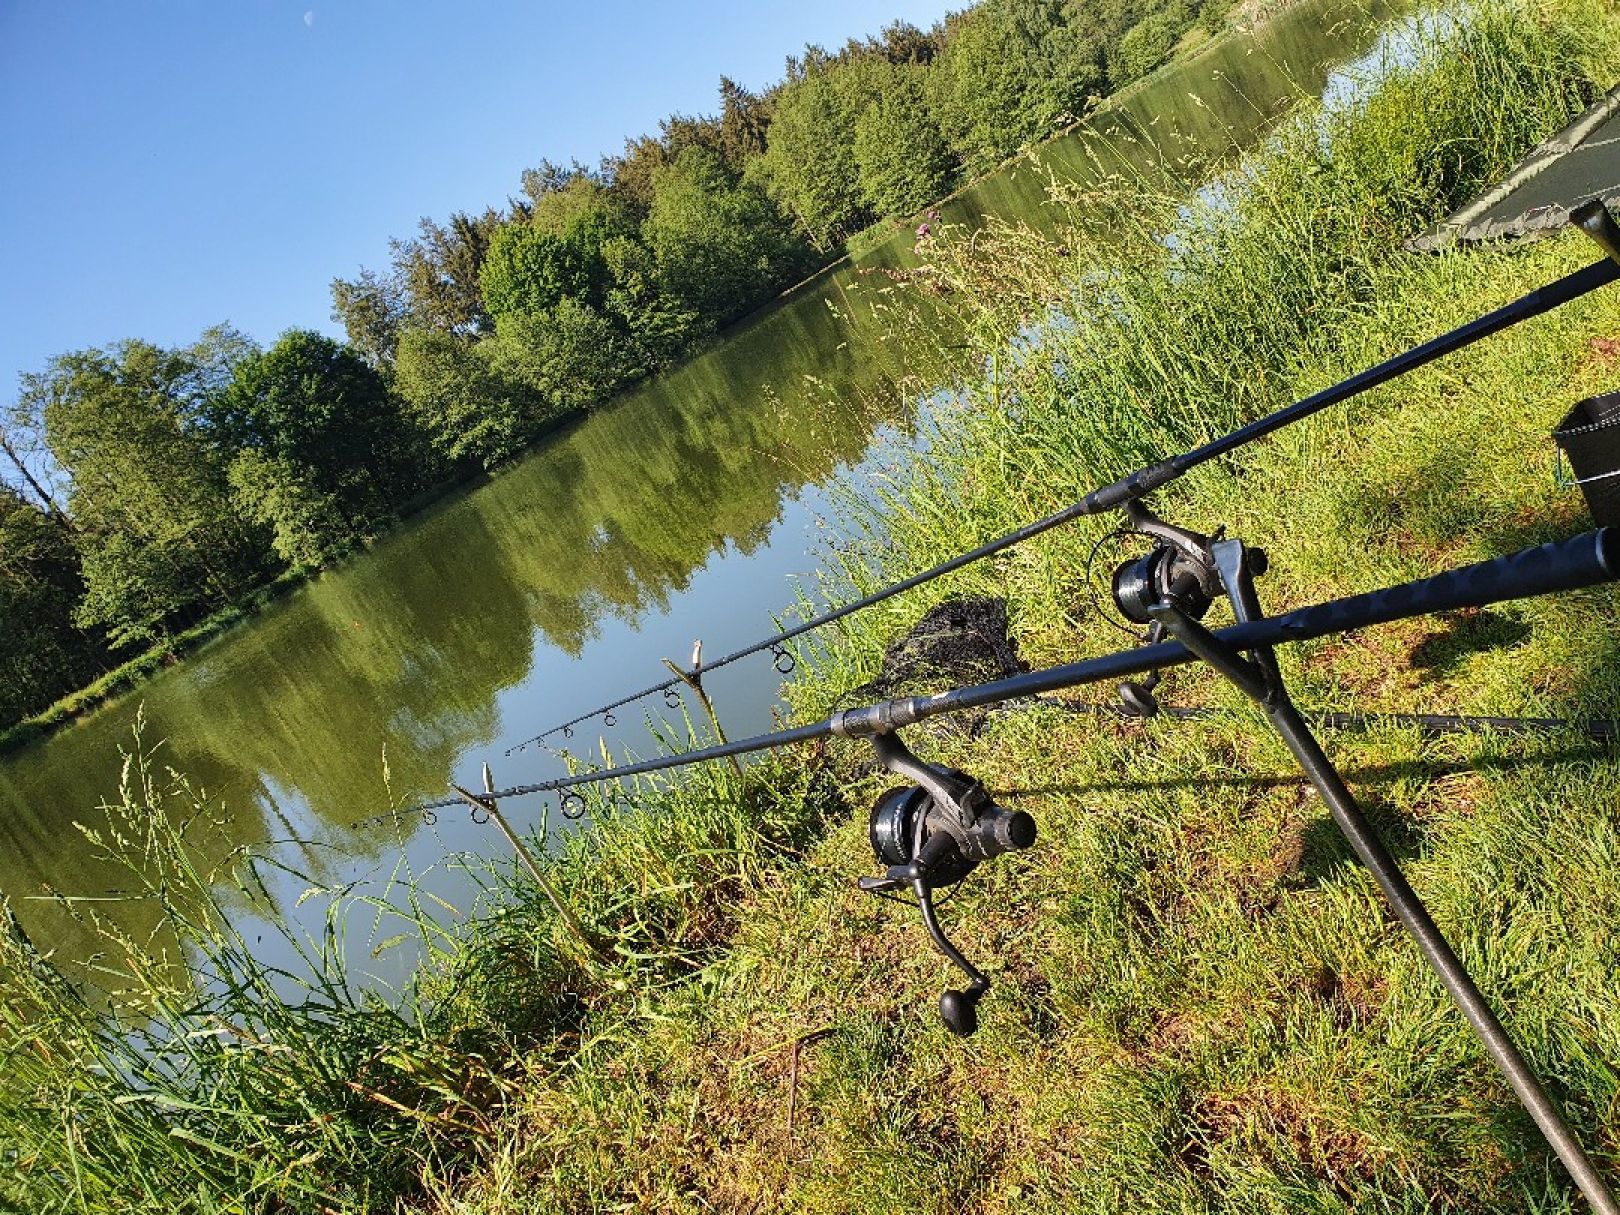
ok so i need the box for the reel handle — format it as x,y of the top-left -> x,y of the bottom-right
939,978 -> 991,1037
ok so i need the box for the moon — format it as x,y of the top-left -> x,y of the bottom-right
303,10 -> 315,26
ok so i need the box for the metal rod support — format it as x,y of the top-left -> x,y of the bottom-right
1265,701 -> 1619,1214
1179,535 -> 1620,1213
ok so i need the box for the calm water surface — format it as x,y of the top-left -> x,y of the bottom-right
0,0 -> 1420,979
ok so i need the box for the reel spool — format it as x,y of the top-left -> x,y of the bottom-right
1108,503 -> 1234,717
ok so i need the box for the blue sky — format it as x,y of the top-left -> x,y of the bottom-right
0,1 -> 957,398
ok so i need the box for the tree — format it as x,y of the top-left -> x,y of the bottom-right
390,209 -> 505,337
225,450 -> 352,569
479,223 -> 601,322
753,55 -> 889,250
600,235 -> 702,366
489,299 -> 634,415
853,64 -> 958,217
520,158 -> 603,211
604,113 -> 726,215
16,335 -> 269,647
0,486 -> 104,725
0,420 -> 71,526
213,330 -> 422,566
392,329 -> 541,470
929,0 -> 1105,175
329,267 -> 410,371
718,76 -> 771,171
644,147 -> 808,323
1112,5 -> 1195,84
875,19 -> 943,64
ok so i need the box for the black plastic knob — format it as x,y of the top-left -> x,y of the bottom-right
1118,680 -> 1160,718
972,807 -> 1038,858
939,988 -> 980,1036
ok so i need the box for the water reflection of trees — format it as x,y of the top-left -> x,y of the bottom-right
0,257 -> 917,957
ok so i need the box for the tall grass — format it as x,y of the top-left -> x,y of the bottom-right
0,737 -> 490,1212
809,0 -> 1603,638
0,717 -> 848,1213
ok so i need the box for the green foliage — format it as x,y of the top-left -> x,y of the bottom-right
329,266 -> 410,371
15,333 -> 269,649
480,223 -> 602,322
604,111 -> 728,215
225,449 -> 354,569
488,298 -> 634,414
0,488 -> 104,723
1113,10 -> 1181,83
392,208 -> 505,337
929,0 -> 1106,175
754,57 -> 888,251
718,75 -> 771,171
393,328 -> 541,469
872,17 -> 944,64
215,330 -> 422,567
600,234 -> 703,364
852,63 -> 958,217
644,147 -> 807,323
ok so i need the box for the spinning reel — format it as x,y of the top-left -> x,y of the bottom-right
857,732 -> 1037,1036
1109,501 -> 1263,715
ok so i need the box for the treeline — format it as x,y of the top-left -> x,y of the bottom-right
333,0 -> 1227,464
1,0 -> 1227,733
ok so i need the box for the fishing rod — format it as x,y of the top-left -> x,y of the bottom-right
427,529 -> 1620,810
505,199 -> 1620,756
424,202 -> 1620,1207
451,518 -> 1620,1209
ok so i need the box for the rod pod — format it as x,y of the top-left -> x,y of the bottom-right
1147,536 -> 1619,1214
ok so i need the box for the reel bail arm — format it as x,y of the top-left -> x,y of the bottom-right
1113,497 -> 1238,716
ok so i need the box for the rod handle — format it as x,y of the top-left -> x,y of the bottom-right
1270,529 -> 1615,643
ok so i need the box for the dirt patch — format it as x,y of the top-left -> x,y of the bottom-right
1307,964 -> 1389,1029
1587,334 -> 1620,368
1176,1083 -> 1385,1196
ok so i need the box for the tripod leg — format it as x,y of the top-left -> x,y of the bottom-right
1267,699 -> 1618,1215
1150,538 -> 1619,1212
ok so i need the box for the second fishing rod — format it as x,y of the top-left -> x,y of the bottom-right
506,199 -> 1620,756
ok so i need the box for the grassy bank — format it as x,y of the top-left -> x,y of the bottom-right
6,0 -> 1620,1210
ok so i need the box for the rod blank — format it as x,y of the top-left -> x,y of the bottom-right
507,255 -> 1620,755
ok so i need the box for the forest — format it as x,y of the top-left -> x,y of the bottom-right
0,0 -> 1225,738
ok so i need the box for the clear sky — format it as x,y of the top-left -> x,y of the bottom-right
0,0 -> 957,400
